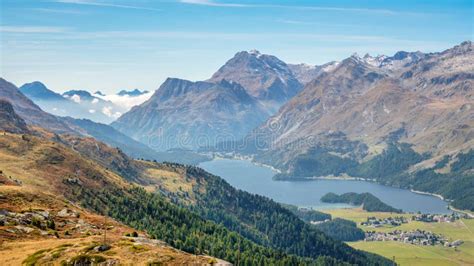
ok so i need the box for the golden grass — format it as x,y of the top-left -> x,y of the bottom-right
1,234 -> 212,265
144,168 -> 195,195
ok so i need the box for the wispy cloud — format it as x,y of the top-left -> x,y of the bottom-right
32,8 -> 84,15
0,26 -> 70,33
55,0 -> 161,11
278,19 -> 313,25
276,19 -> 358,28
180,0 -> 249,7
179,0 -> 412,15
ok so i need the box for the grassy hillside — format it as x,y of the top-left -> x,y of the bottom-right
0,131 -> 392,265
0,185 -> 214,265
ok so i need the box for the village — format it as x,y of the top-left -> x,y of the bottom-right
361,216 -> 408,227
364,229 -> 464,248
411,212 -> 467,223
361,212 -> 469,228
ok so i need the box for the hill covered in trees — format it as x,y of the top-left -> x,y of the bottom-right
321,192 -> 402,213
314,219 -> 365,242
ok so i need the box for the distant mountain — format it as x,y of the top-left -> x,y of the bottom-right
19,82 -> 122,124
287,51 -> 427,86
20,81 -> 66,102
0,78 -> 77,134
209,50 -> 303,113
0,99 -> 30,134
117,88 -> 149,97
62,89 -> 126,123
0,78 -> 168,161
94,90 -> 106,96
63,89 -> 96,101
112,78 -> 269,151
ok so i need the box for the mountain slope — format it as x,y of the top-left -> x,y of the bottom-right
0,186 -> 215,265
112,78 -> 269,151
209,50 -> 303,113
0,99 -> 30,134
62,117 -> 163,160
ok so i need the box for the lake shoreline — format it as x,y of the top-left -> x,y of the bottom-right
207,153 -> 282,173
410,189 -> 446,201
199,158 -> 451,214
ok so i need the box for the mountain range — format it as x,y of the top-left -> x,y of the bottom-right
251,41 -> 472,161
19,82 -> 151,124
4,41 -> 473,211
240,41 -> 473,210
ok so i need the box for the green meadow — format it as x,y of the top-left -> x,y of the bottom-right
325,208 -> 474,265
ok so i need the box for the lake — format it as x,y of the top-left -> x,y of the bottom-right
199,158 -> 450,214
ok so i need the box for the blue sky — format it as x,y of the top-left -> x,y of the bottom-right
0,0 -> 472,93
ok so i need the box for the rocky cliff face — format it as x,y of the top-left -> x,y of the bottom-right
112,78 -> 269,151
0,99 -> 29,134
209,50 -> 303,113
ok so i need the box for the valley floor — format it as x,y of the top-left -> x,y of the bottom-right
324,208 -> 474,265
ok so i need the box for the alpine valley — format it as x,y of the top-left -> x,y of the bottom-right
1,41 -> 473,265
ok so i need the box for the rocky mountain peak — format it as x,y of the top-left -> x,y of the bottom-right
152,78 -> 214,101
248,49 -> 261,56
443,40 -> 472,55
209,50 -> 302,112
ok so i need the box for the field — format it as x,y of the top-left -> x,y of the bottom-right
324,208 -> 474,265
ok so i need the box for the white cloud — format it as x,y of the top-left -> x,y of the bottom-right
91,98 -> 99,104
55,0 -> 161,11
70,94 -> 81,103
101,106 -> 113,117
101,106 -> 121,118
0,26 -> 70,33
94,91 -> 152,111
88,109 -> 96,113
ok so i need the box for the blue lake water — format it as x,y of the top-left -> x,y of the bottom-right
199,158 -> 450,214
